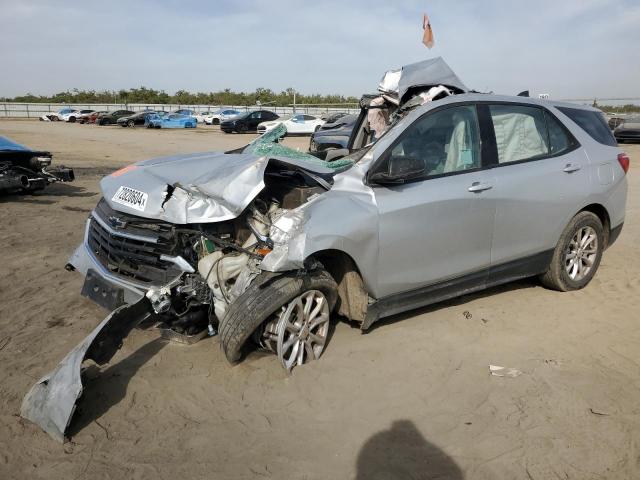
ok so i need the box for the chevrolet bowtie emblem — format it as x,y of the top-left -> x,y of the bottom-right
108,215 -> 127,229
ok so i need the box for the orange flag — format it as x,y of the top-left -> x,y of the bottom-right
422,13 -> 434,49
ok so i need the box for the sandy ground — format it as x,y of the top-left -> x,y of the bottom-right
0,119 -> 639,480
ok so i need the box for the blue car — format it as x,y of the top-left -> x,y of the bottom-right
146,113 -> 197,129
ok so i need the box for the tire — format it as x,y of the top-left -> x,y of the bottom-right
52,116 -> 59,122
539,211 -> 604,291
69,116 -> 76,123
236,123 -> 248,133
213,118 -> 220,125
219,269 -> 338,363
127,120 -> 135,127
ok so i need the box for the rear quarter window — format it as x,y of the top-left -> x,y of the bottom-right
557,107 -> 617,147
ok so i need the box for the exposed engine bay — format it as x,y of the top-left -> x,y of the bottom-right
122,163 -> 328,342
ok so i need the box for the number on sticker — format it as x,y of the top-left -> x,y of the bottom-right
112,186 -> 148,212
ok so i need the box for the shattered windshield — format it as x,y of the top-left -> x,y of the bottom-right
243,124 -> 355,170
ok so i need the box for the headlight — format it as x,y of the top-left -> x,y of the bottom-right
29,156 -> 52,169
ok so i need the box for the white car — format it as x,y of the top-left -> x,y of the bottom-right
257,114 -> 325,135
39,108 -> 77,122
203,108 -> 242,125
62,109 -> 94,123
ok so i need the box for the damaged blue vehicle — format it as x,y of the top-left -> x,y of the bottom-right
21,58 -> 628,442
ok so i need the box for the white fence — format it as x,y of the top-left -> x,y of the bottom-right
0,103 -> 359,118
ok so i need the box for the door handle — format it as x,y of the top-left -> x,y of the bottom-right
563,163 -> 581,173
467,182 -> 493,193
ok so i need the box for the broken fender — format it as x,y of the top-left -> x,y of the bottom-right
20,299 -> 151,442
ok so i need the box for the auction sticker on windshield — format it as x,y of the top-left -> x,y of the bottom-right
112,186 -> 148,211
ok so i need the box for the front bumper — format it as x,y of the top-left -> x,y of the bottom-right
68,219 -> 150,308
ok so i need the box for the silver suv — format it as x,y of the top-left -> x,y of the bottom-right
79,94 -> 627,363
22,94 -> 629,442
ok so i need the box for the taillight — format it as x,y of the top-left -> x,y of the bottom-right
618,153 -> 630,174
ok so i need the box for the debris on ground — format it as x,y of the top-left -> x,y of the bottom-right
489,365 -> 523,378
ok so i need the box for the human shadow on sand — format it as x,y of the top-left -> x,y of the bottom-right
356,420 -> 463,480
68,337 -> 167,438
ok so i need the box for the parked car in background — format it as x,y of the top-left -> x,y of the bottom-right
309,114 -> 358,159
64,109 -> 94,123
257,114 -> 325,136
608,116 -> 625,130
221,110 -> 279,133
203,108 -> 242,125
39,108 -> 76,122
117,111 -> 158,127
172,109 -> 198,118
80,111 -> 108,124
97,110 -> 135,125
147,113 -> 197,128
321,112 -> 349,123
0,136 -> 74,194
614,116 -> 640,143
256,115 -> 291,134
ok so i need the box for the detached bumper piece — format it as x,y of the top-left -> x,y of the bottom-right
20,298 -> 152,442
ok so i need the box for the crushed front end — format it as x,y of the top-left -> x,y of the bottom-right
23,136 -> 350,441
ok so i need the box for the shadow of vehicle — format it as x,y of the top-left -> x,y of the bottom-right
356,420 -> 463,480
67,337 -> 167,438
362,278 -> 539,333
0,182 -> 97,202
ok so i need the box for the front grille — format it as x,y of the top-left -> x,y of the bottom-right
87,199 -> 184,284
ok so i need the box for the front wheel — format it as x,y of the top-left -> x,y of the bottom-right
127,120 -> 135,127
539,211 -> 604,291
219,269 -> 338,370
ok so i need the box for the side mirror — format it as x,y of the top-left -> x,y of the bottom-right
324,148 -> 350,162
369,155 -> 426,185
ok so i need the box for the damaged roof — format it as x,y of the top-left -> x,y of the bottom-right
379,57 -> 469,103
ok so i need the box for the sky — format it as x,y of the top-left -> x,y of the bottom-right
1,0 -> 639,100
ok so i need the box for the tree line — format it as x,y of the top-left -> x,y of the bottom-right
1,87 -> 360,106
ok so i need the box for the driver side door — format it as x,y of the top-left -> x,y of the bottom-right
373,103 -> 496,299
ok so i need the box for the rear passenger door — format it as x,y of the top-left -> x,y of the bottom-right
482,103 -> 589,275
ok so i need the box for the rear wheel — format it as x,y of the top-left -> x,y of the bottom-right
219,269 -> 338,370
539,211 -> 604,291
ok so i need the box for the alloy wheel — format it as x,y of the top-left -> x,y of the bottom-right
275,290 -> 330,372
564,226 -> 598,281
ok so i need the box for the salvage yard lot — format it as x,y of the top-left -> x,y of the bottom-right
1,119 -> 639,479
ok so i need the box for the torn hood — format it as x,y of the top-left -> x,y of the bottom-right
378,57 -> 468,104
101,151 -> 335,224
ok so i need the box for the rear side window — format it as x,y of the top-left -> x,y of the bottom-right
557,107 -> 617,146
544,111 -> 577,155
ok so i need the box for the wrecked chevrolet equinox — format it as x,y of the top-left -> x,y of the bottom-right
22,59 -> 628,442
